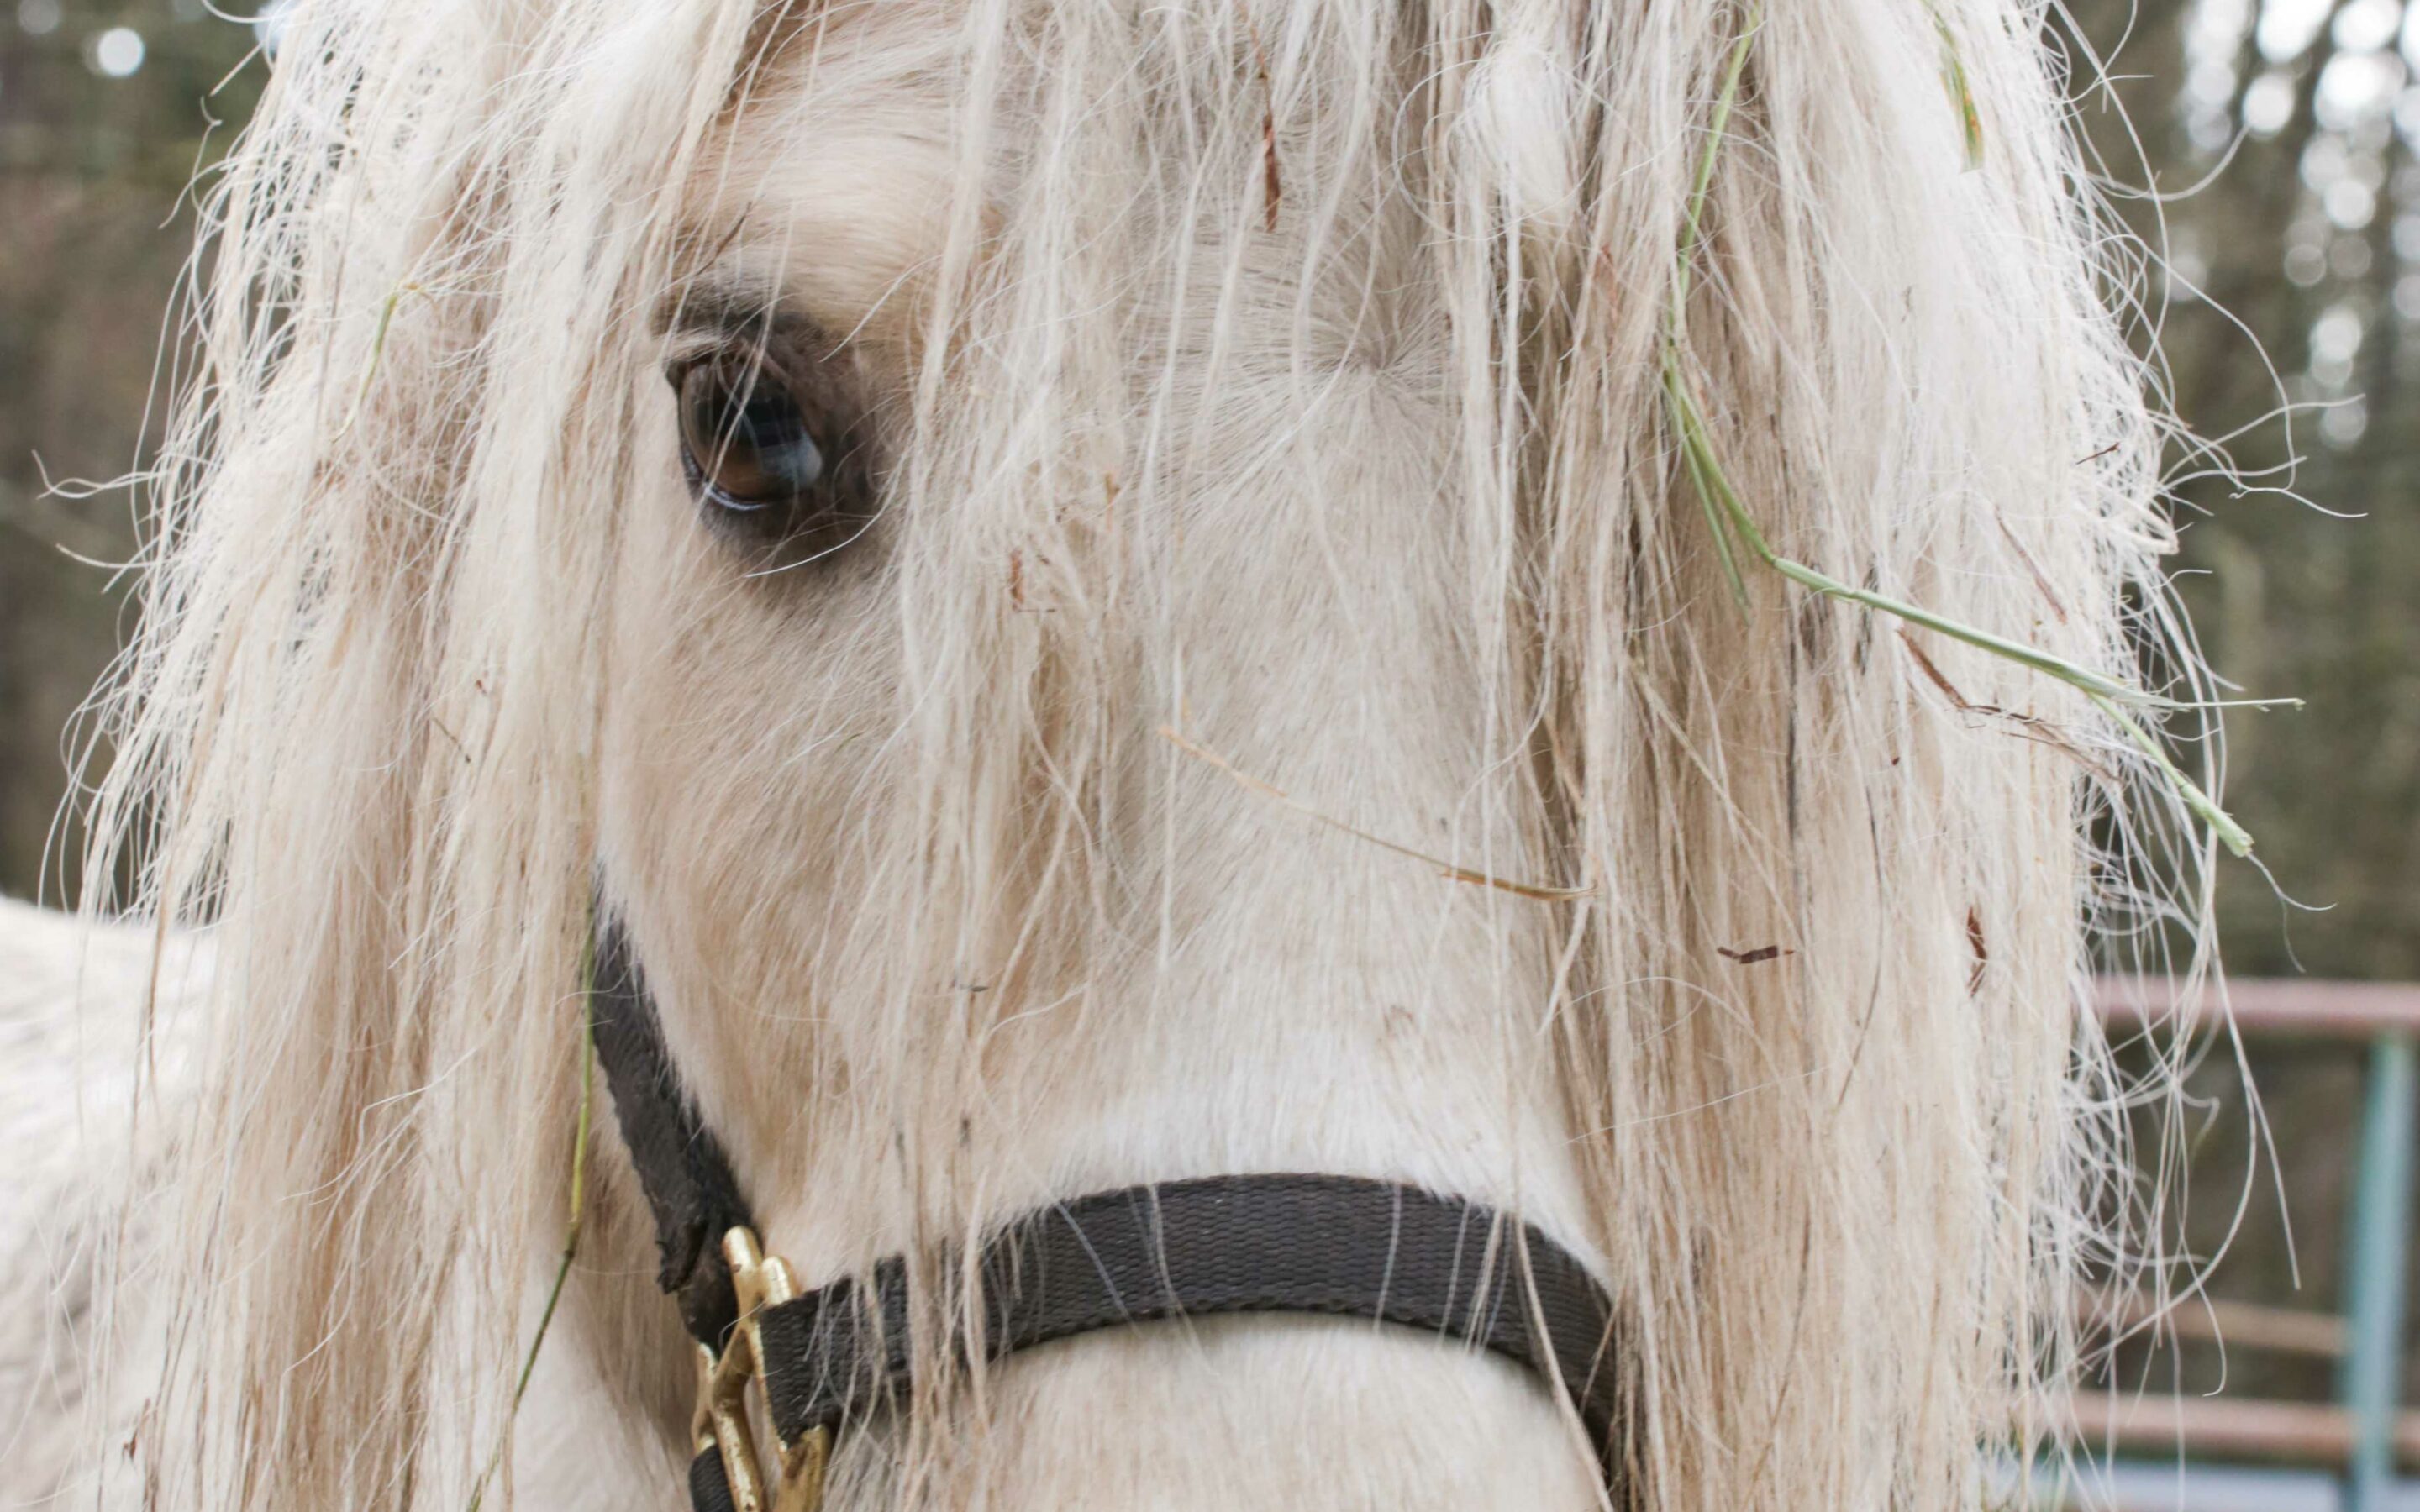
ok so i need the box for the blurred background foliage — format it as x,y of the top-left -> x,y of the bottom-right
2055,0 -> 2420,984
0,0 -> 2411,1423
2054,0 -> 2420,1411
1,0 -> 260,903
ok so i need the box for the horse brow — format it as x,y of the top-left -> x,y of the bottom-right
650,269 -> 800,341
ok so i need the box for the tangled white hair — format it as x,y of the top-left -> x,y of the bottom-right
55,0 -> 2226,1505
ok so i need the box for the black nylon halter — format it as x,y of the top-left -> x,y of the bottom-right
589,917 -> 1623,1509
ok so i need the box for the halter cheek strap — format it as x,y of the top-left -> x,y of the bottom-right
590,922 -> 752,1344
589,919 -> 1623,1512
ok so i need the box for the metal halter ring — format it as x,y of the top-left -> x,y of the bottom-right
691,1228 -> 831,1512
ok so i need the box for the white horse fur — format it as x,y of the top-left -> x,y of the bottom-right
13,0 -> 2226,1506
0,900 -> 209,1501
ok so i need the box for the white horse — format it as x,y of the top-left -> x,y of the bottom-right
15,0 -> 2222,1506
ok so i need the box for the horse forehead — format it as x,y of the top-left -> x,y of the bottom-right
683,12 -> 960,342
690,12 -> 1434,365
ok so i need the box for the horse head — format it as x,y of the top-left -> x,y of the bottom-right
77,2 -> 2199,1507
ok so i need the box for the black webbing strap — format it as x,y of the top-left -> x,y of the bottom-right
587,916 -> 1622,1504
589,917 -> 755,1346
754,1173 -> 1622,1449
685,1445 -> 739,1512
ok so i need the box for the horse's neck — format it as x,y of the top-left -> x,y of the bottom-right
0,903 -> 210,1510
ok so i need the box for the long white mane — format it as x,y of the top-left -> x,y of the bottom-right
68,0 -> 2218,1506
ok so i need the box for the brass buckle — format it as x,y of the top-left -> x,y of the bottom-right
691,1228 -> 832,1512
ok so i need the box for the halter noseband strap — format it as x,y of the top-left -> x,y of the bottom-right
589,919 -> 1623,1512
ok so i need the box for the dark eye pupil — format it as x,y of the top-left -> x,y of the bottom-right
680,359 -> 824,508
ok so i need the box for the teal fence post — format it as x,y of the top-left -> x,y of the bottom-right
2340,1032 -> 2415,1511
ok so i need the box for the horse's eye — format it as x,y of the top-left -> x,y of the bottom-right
676,354 -> 827,515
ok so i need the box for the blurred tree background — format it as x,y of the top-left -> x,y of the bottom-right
2057,0 -> 2420,984
2051,0 -> 2420,1413
0,0 -> 2411,1425
1,0 -> 260,902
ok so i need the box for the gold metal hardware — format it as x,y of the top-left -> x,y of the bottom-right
691,1227 -> 832,1512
